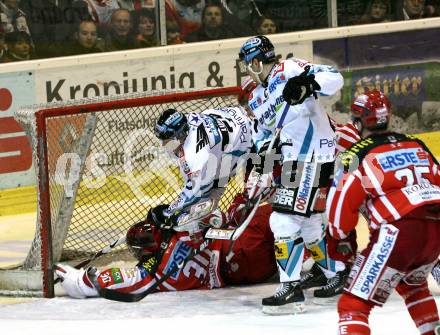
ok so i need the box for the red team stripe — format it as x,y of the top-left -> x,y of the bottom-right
116,275 -> 157,294
335,123 -> 361,154
335,123 -> 360,149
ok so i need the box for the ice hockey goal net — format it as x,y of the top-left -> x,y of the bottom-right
1,87 -> 244,298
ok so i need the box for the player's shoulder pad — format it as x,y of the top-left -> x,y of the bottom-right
282,58 -> 311,76
340,132 -> 415,171
406,133 -> 440,165
187,113 -> 203,127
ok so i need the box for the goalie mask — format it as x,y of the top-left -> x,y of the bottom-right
126,218 -> 162,261
350,90 -> 391,131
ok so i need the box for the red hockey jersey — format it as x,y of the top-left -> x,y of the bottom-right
95,204 -> 276,294
96,235 -> 224,294
327,132 -> 440,239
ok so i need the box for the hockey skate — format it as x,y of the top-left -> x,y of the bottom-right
262,281 -> 305,315
313,267 -> 350,303
435,324 -> 440,335
300,263 -> 327,289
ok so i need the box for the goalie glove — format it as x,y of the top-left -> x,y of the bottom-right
55,264 -> 99,298
150,204 -> 176,230
282,65 -> 321,106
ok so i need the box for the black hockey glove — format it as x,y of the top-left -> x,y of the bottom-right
282,65 -> 321,106
150,205 -> 177,230
254,138 -> 280,174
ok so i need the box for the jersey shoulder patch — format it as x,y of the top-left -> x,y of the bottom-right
340,132 -> 418,170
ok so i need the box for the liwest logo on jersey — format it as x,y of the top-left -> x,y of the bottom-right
377,148 -> 429,172
163,241 -> 192,280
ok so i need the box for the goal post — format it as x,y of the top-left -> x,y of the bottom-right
1,87 -> 244,298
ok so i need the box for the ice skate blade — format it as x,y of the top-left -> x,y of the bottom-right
262,302 -> 305,315
312,296 -> 339,306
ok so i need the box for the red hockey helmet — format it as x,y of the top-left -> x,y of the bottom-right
126,217 -> 162,261
350,90 -> 391,131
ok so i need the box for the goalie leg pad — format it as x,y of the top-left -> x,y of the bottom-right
55,264 -> 99,298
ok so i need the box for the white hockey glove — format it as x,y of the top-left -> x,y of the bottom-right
55,264 -> 99,299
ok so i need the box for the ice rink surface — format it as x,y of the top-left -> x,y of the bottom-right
1,281 -> 439,335
0,212 -> 439,335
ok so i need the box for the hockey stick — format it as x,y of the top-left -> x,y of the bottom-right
54,236 -> 126,285
89,238 -> 211,302
205,102 -> 291,243
205,194 -> 262,241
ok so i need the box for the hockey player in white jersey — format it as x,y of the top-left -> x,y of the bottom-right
152,106 -> 253,235
238,35 -> 346,314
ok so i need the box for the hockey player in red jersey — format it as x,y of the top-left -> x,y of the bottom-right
55,197 -> 277,298
327,90 -> 440,335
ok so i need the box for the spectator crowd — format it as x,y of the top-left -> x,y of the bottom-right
0,0 -> 439,63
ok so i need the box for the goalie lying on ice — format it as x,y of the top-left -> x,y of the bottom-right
55,198 -> 277,298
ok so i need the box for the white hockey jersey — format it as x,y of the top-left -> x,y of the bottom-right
167,107 -> 253,214
249,58 -> 343,163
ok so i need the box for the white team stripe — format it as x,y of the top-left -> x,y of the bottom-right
419,321 -> 438,334
132,278 -> 158,293
378,196 -> 400,221
339,320 -> 370,328
369,221 -> 379,230
338,132 -> 358,144
154,274 -> 176,291
363,160 -> 384,195
343,126 -> 360,138
367,201 -> 386,225
406,296 -> 435,309
194,254 -> 209,266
